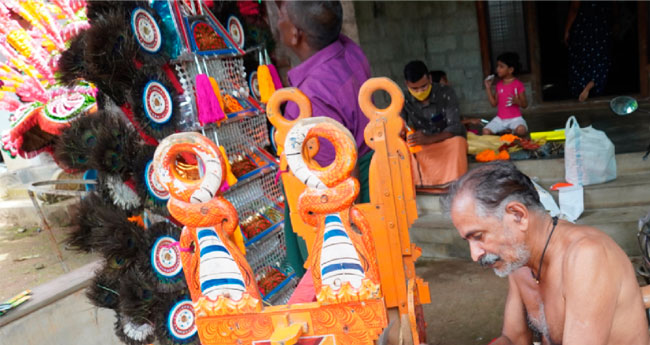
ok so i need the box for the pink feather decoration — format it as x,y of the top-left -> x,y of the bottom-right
0,97 -> 21,112
61,21 -> 89,42
16,78 -> 48,103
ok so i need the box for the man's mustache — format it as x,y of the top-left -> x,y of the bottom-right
478,253 -> 501,267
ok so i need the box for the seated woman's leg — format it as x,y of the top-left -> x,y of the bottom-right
514,125 -> 527,137
483,117 -> 504,136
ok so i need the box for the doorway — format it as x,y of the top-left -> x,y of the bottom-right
536,1 -> 640,102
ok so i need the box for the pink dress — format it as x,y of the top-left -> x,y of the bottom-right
496,79 -> 525,119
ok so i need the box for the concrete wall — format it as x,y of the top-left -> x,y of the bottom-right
355,1 -> 509,115
1,110 -> 9,132
341,1 -> 361,44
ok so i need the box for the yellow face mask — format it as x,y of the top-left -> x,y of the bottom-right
408,83 -> 432,101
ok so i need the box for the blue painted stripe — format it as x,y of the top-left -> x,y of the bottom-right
323,229 -> 348,241
325,215 -> 341,223
197,229 -> 217,240
321,262 -> 364,276
200,245 -> 229,257
324,222 -> 344,230
201,278 -> 245,292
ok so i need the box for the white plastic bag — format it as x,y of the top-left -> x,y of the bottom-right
531,180 -> 561,217
558,185 -> 584,222
564,116 -> 616,186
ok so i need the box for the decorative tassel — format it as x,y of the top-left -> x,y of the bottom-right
208,77 -> 225,113
218,145 -> 238,192
195,74 -> 225,125
257,64 -> 274,104
265,50 -> 283,90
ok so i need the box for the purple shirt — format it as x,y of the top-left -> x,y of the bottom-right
285,35 -> 372,166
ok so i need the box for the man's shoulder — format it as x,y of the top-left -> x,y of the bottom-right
562,225 -> 623,272
298,75 -> 347,101
299,68 -> 367,101
436,84 -> 458,98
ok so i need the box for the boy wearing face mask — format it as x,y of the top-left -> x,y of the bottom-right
401,60 -> 468,191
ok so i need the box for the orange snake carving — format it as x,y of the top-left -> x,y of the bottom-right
151,93 -> 389,345
283,116 -> 381,301
153,132 -> 262,315
269,79 -> 430,345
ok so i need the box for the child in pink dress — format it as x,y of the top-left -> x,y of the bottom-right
483,52 -> 528,136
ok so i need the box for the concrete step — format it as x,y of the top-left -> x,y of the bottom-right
497,152 -> 650,181
576,205 -> 650,255
409,213 -> 467,260
541,171 -> 650,210
413,152 -> 650,259
0,197 -> 79,228
410,205 -> 650,260
416,168 -> 650,215
416,194 -> 445,216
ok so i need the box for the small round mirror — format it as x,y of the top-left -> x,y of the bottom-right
610,96 -> 638,116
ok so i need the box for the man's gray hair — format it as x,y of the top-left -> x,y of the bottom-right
285,1 -> 343,51
442,161 -> 545,219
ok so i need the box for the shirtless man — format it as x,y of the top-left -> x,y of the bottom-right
445,161 -> 650,345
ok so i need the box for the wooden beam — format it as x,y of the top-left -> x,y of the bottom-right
524,2 -> 543,105
475,1 -> 492,77
638,1 -> 648,97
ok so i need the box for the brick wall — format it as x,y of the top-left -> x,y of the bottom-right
354,1 -> 502,115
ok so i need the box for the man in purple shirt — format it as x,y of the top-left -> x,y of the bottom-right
275,0 -> 373,282
277,0 -> 372,178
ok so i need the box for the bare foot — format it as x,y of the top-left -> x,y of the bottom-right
578,80 -> 595,102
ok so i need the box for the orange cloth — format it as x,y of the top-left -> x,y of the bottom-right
476,149 -> 510,162
410,135 -> 468,189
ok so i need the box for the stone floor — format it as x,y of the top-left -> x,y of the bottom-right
416,259 -> 508,345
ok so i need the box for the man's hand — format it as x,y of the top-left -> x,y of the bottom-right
407,130 -> 430,146
408,130 -> 453,146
